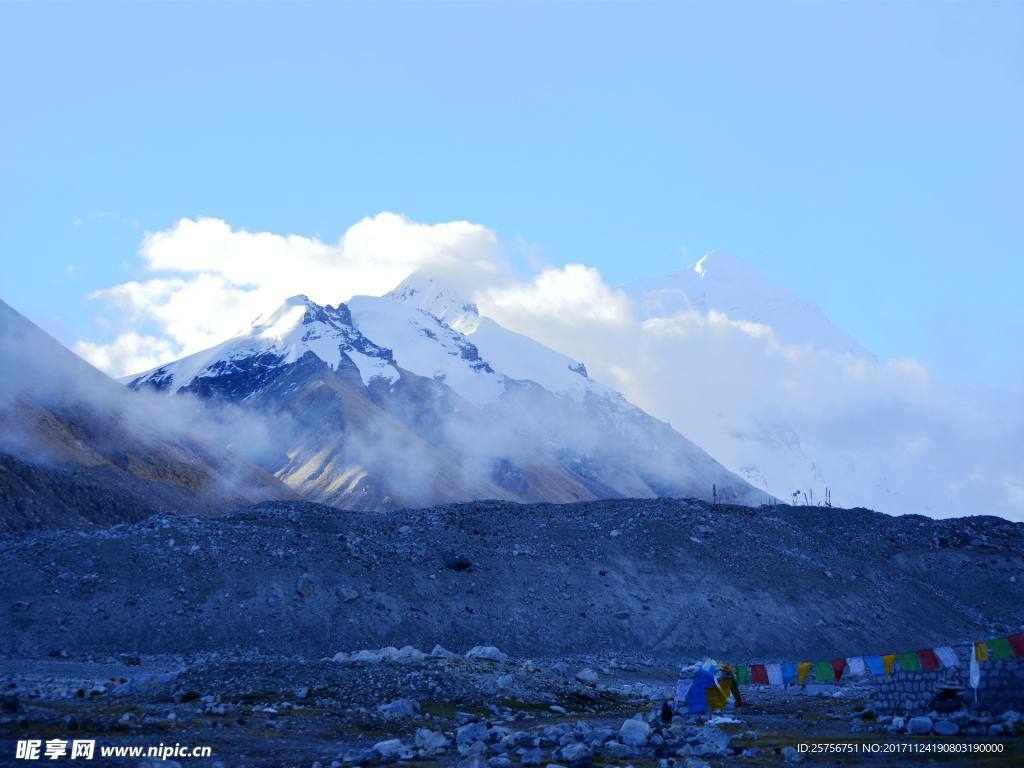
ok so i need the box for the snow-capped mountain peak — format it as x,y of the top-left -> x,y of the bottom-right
385,272 -> 606,402
692,250 -> 762,282
124,283 -> 765,511
386,272 -> 481,334
250,294 -> 321,339
623,251 -> 873,359
126,295 -> 399,394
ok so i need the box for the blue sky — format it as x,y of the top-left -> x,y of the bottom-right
1,1 -> 1021,392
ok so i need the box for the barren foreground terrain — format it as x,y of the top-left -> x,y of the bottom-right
2,498 -> 1023,766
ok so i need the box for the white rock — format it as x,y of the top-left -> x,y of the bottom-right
782,745 -> 804,763
350,649 -> 384,663
558,743 -> 589,762
466,645 -> 508,664
396,645 -> 426,661
432,644 -> 458,658
693,726 -> 730,757
618,717 -> 650,746
378,698 -> 420,718
457,721 -> 489,745
331,651 -> 350,663
415,728 -> 449,752
575,668 -> 599,685
372,739 -> 405,759
707,715 -> 741,726
603,742 -> 635,759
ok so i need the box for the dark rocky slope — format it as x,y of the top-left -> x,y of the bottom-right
2,498 -> 1021,662
0,299 -> 295,531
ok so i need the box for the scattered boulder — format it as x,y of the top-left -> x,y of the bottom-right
378,698 -> 420,718
603,741 -> 635,759
906,716 -> 933,735
457,721 -> 489,745
350,649 -> 385,663
520,748 -> 544,766
618,717 -> 650,747
466,646 -> 508,664
692,726 -> 730,757
296,573 -> 316,598
933,720 -> 959,737
372,739 -> 406,760
556,743 -> 589,763
781,745 -> 804,763
575,668 -> 599,685
394,645 -> 427,661
415,728 -> 449,753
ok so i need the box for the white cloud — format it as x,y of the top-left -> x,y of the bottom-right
74,332 -> 178,378
77,212 -> 1024,520
482,264 -> 633,329
82,213 -> 502,374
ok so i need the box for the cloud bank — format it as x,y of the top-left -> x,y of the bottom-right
75,213 -> 501,375
76,213 -> 1024,519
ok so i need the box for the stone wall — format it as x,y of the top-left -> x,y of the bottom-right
871,646 -> 1024,715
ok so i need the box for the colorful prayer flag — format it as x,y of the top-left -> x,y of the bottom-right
678,666 -> 740,714
897,652 -> 921,672
750,664 -> 769,685
705,683 -> 728,711
813,661 -> 832,683
934,646 -> 959,668
846,657 -> 865,676
864,656 -> 885,676
989,637 -> 1015,660
797,662 -> 811,684
830,658 -> 846,682
735,665 -> 751,685
882,654 -> 896,675
782,661 -> 798,686
974,641 -> 989,662
916,649 -> 940,672
767,663 -> 783,686
1008,635 -> 1024,658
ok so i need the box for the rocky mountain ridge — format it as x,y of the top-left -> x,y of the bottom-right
0,299 -> 294,531
125,289 -> 764,510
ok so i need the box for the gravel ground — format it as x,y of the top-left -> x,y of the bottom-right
2,499 -> 1022,661
1,651 -> 1021,767
2,497 -> 1023,766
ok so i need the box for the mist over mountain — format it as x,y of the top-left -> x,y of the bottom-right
125,285 -> 764,510
0,299 -> 295,531
456,252 -> 1023,521
14,199 -> 1018,524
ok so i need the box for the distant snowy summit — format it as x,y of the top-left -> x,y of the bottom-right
624,251 -> 873,359
127,276 -> 765,511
